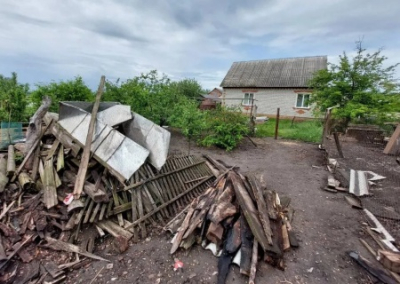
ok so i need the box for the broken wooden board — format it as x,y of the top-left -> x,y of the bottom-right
344,195 -> 363,209
378,250 -> 400,273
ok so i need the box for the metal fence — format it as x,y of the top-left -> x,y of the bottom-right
0,121 -> 24,149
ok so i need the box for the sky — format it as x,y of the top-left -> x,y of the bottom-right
1,0 -> 400,90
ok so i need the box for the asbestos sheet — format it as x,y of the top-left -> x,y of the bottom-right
349,170 -> 369,196
58,102 -> 150,180
122,112 -> 170,170
97,104 -> 132,127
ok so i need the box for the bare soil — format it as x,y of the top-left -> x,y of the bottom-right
60,131 -> 380,284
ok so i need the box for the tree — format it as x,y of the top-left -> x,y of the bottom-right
170,78 -> 203,100
309,41 -> 400,125
0,72 -> 29,121
30,76 -> 93,113
104,70 -> 190,126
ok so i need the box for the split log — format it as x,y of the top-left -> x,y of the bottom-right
18,172 -> 35,190
24,96 -> 51,169
73,76 -> 105,199
230,172 -> 271,253
208,182 -> 237,224
170,198 -> 199,254
247,174 -> 273,245
206,222 -> 224,246
7,145 -> 15,177
0,155 -> 8,192
249,240 -> 258,284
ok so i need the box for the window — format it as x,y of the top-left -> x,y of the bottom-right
242,93 -> 254,106
296,94 -> 310,108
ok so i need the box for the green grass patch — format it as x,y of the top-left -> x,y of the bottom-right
256,118 -> 323,143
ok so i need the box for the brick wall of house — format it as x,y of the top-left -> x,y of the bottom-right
223,88 -> 315,118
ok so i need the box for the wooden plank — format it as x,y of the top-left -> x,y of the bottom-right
384,124 -> 400,155
0,156 -> 7,193
43,236 -> 109,262
96,220 -> 133,239
230,172 -> 271,253
46,140 -> 60,160
240,215 -> 253,276
43,157 -> 58,209
247,174 -> 273,245
124,176 -> 214,230
333,132 -> 344,158
73,75 -> 105,199
56,144 -> 64,172
64,171 -> 108,203
12,120 -> 53,182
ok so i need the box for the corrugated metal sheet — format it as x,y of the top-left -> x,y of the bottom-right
220,56 -> 327,88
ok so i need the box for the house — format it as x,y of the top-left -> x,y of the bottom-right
199,88 -> 223,110
220,56 -> 327,118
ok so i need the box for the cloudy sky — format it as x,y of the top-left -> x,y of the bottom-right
1,0 -> 399,90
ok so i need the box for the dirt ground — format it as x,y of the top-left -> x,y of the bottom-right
55,130 -> 387,284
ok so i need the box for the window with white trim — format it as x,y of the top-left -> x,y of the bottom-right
296,93 -> 310,108
242,93 -> 254,106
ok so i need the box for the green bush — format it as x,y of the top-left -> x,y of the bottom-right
200,106 -> 249,151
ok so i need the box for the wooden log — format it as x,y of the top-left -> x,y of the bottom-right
230,172 -> 270,253
18,172 -> 35,190
247,174 -> 273,245
73,75 -> 105,199
249,240 -> 258,284
240,215 -> 253,276
7,145 -> 15,177
0,155 -> 8,192
24,96 -> 51,169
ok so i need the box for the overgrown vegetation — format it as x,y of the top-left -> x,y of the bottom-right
256,119 -> 323,143
309,41 -> 400,127
0,70 -> 250,151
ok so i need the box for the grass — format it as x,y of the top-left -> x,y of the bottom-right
255,118 -> 323,143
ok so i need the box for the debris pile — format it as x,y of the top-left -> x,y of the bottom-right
167,156 -> 298,284
0,98 -> 215,283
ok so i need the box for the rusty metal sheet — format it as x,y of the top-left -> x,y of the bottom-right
122,112 -> 170,170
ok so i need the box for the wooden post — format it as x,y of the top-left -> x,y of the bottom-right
274,108 -> 280,140
333,132 -> 344,158
73,76 -> 105,199
320,109 -> 332,147
383,124 -> 400,155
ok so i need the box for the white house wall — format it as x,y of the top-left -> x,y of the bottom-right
223,88 -> 314,118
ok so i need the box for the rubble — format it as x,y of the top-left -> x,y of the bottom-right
0,100 -> 214,283
167,156 -> 299,284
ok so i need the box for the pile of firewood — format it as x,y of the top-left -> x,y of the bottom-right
167,157 -> 298,284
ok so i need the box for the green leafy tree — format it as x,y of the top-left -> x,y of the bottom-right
170,78 -> 203,100
0,72 -> 29,121
30,76 -> 93,113
104,70 -> 187,125
309,41 -> 400,125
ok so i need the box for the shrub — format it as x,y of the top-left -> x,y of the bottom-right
200,106 -> 249,151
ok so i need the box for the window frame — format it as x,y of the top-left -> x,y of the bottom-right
242,92 -> 255,106
295,93 -> 311,109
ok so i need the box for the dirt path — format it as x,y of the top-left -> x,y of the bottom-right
67,132 -> 369,284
